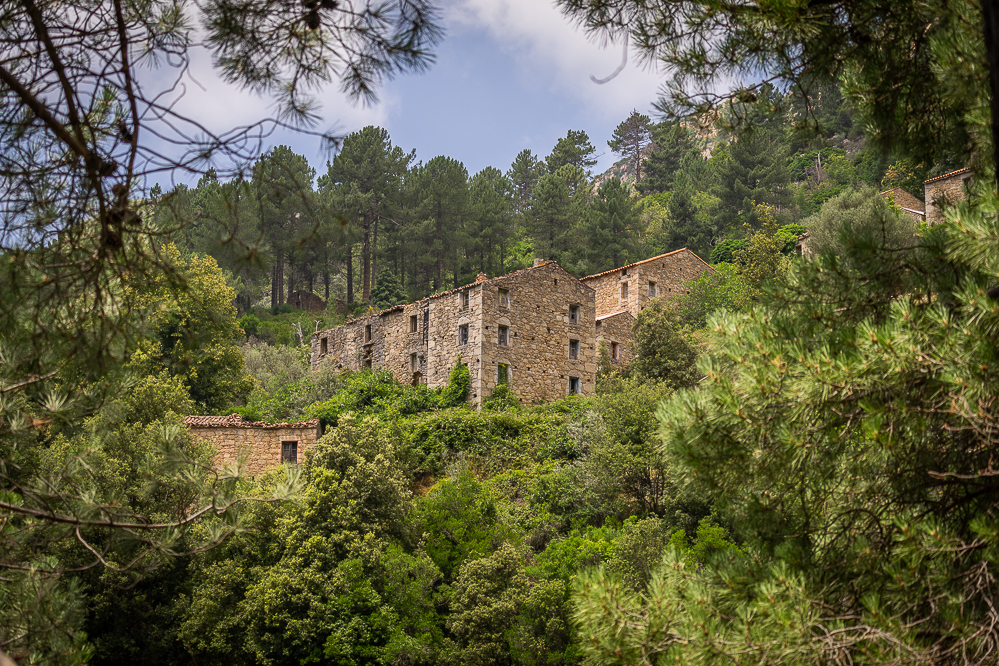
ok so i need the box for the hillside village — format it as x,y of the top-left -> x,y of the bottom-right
3,0 -> 999,664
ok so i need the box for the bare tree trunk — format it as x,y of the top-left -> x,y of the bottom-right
346,245 -> 354,304
362,218 -> 371,302
277,253 -> 285,306
372,217 -> 379,296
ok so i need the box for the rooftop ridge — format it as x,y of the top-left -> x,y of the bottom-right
581,248 -> 714,281
924,167 -> 971,184
185,414 -> 320,429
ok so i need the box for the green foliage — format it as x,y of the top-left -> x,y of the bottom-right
607,110 -> 654,182
732,202 -> 790,294
803,186 -> 920,269
629,298 -> 700,389
132,245 -> 254,412
483,383 -> 520,412
580,178 -> 642,274
673,263 -> 751,330
439,361 -> 471,408
709,238 -> 747,264
370,268 -> 408,309
545,129 -> 598,175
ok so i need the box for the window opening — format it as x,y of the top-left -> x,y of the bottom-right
364,324 -> 372,342
568,377 -> 580,395
498,325 -> 509,346
282,441 -> 298,464
410,352 -> 418,372
320,337 -> 328,355
410,315 -> 418,333
569,339 -> 579,360
569,304 -> 579,324
497,363 -> 509,386
461,290 -> 470,308
611,341 -> 620,361
459,324 -> 469,346
648,281 -> 657,297
498,288 -> 510,308
621,283 -> 628,299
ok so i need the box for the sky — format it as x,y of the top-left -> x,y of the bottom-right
153,0 -> 670,187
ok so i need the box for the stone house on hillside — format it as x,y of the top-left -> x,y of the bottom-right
185,414 -> 321,476
880,186 -> 927,222
580,248 -> 714,318
312,260 -> 598,405
310,249 -> 714,405
924,167 -> 972,225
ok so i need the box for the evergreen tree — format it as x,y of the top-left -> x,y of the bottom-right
369,268 -> 407,309
582,178 -> 641,273
469,167 -> 514,276
507,149 -> 542,214
319,126 -> 412,302
545,129 -> 598,175
714,128 -> 791,231
608,110 -> 654,182
411,156 -> 469,290
637,121 -> 700,195
527,164 -> 588,262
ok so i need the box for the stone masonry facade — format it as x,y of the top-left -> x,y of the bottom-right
311,250 -> 714,405
313,260 -> 597,405
185,414 -> 321,476
924,168 -> 972,225
581,248 -> 715,318
595,311 -> 635,369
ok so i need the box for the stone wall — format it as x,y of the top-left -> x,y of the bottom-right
880,186 -> 925,221
312,261 -> 597,404
924,168 -> 971,225
595,310 -> 635,369
185,415 -> 321,477
582,248 -> 715,317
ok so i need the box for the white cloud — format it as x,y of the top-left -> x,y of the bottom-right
445,0 -> 665,120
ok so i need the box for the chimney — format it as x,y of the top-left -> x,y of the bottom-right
533,258 -> 544,267
475,272 -> 488,282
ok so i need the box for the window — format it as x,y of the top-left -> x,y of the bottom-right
282,441 -> 298,464
498,288 -> 510,308
621,283 -> 628,299
648,281 -> 657,297
621,268 -> 628,277
568,376 -> 580,395
363,358 -> 372,369
320,337 -> 328,356
569,304 -> 579,324
461,290 -> 470,308
410,352 -> 418,372
497,363 -> 509,386
459,324 -> 469,346
364,324 -> 372,342
498,325 -> 509,346
410,315 -> 418,333
569,339 -> 579,360
611,341 -> 620,361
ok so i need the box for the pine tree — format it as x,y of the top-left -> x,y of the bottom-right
507,149 -> 542,214
608,110 -> 654,182
369,268 -> 407,309
545,130 -> 598,175
714,128 -> 791,232
583,178 -> 641,273
637,121 -> 699,195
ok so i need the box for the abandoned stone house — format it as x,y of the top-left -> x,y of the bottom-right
878,167 -> 972,224
184,414 -> 321,476
310,248 -> 713,405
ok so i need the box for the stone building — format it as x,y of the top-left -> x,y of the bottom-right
880,186 -> 927,222
580,248 -> 714,318
185,414 -> 321,476
924,167 -> 972,225
310,250 -> 714,405
312,260 -> 598,405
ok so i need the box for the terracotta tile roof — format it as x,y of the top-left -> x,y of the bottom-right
319,260 -> 592,334
924,167 -> 971,184
185,414 -> 320,429
596,310 -> 633,321
580,248 -> 715,281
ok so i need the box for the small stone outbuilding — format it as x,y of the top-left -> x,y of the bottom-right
924,168 -> 972,225
185,414 -> 321,476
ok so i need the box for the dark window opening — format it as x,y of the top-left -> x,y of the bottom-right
498,288 -> 510,308
459,324 -> 469,346
611,341 -> 620,361
569,304 -> 579,324
282,441 -> 298,464
364,324 -> 372,342
410,315 -> 418,333
569,339 -> 579,360
498,325 -> 509,346
497,363 -> 509,386
320,337 -> 328,355
568,377 -> 580,395
648,281 -> 657,297
461,290 -> 470,308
